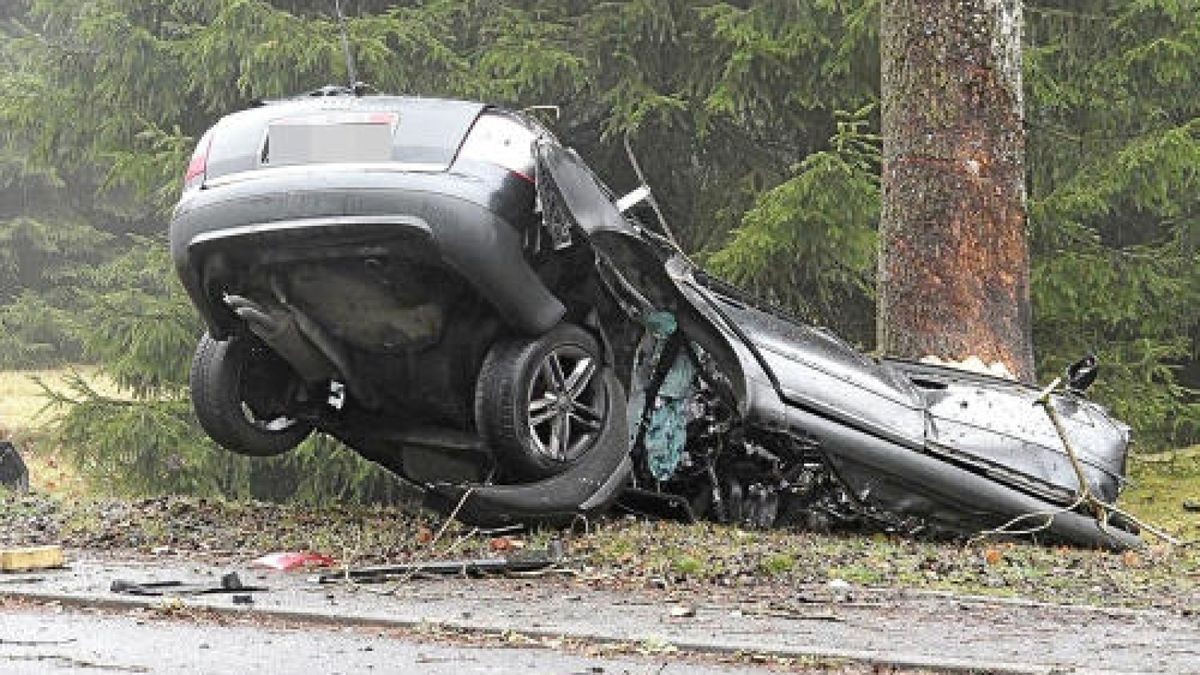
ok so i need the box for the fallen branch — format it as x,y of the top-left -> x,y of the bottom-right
333,487 -> 480,595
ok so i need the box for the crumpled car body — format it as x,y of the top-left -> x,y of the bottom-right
170,89 -> 1138,550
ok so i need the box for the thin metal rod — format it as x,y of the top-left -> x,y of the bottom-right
623,134 -> 682,250
334,0 -> 358,88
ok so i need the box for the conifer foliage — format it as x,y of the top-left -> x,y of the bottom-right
0,0 -> 1194,498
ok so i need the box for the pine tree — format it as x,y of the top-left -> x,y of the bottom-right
0,0 -> 1194,502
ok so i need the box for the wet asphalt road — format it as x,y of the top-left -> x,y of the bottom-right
2,554 -> 1199,673
0,604 -> 761,675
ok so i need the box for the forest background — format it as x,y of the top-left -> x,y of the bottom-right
0,0 -> 1196,501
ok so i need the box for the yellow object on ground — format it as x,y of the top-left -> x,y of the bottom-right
1,545 -> 65,571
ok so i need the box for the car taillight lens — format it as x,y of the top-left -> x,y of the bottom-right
184,130 -> 214,190
458,113 -> 537,183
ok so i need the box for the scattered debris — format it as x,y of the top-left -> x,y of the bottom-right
667,605 -> 696,618
1183,500 -> 1200,513
220,572 -> 246,590
0,575 -> 45,585
0,441 -> 28,493
0,638 -> 79,646
315,541 -> 566,584
1,545 -> 64,572
250,551 -> 336,571
109,572 -> 264,597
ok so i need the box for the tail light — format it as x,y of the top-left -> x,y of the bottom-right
457,113 -> 537,183
184,129 -> 215,190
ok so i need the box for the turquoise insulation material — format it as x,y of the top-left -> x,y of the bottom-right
626,310 -> 698,481
626,311 -> 677,447
644,351 -> 696,481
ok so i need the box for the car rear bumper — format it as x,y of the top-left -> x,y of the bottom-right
169,168 -> 564,337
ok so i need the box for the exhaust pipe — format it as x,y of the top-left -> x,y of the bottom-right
225,294 -> 336,383
223,294 -> 379,409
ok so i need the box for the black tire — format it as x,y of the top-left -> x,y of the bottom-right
475,323 -> 616,480
190,333 -> 313,457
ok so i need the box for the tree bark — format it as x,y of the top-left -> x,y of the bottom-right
878,0 -> 1035,382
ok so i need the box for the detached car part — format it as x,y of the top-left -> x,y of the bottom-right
171,87 -> 1139,549
0,441 -> 28,493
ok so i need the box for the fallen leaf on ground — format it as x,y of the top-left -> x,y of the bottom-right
984,548 -> 1004,566
489,537 -> 525,552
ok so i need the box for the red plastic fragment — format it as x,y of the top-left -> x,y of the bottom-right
249,551 -> 336,571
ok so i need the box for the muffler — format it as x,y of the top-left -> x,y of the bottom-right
224,293 -> 336,383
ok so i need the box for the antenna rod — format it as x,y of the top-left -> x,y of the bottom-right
334,0 -> 358,89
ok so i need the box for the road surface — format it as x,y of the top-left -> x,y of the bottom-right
2,553 -> 1197,673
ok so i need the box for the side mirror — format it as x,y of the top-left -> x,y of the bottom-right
1066,354 -> 1098,394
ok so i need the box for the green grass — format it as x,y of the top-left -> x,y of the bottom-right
0,366 -> 122,498
0,367 -> 121,436
1124,445 -> 1200,543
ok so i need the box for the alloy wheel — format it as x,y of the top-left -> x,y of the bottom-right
525,345 -> 606,462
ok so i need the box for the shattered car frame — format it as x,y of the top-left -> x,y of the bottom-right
170,89 -> 1139,550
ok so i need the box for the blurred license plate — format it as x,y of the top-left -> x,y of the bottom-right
267,112 -> 397,165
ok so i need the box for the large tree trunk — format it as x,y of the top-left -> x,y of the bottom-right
878,0 -> 1035,382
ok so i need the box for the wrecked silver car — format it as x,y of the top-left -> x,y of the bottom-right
170,89 -> 1138,549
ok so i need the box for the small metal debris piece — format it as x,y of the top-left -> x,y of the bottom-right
110,572 -> 265,597
668,605 -> 696,618
314,541 -> 566,585
0,441 -> 28,492
0,575 -> 45,585
1,545 -> 65,572
615,488 -> 695,523
1183,500 -> 1200,513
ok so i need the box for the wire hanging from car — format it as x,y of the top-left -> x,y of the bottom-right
623,134 -> 683,250
334,0 -> 359,91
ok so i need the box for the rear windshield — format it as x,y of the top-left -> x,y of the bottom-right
204,96 -> 486,180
